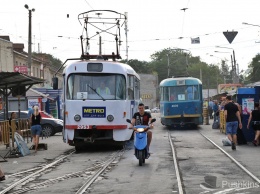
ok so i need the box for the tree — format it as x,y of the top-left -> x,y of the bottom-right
120,59 -> 152,74
150,48 -> 191,82
245,54 -> 260,83
33,52 -> 63,71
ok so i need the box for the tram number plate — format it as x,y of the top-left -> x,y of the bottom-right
77,125 -> 89,129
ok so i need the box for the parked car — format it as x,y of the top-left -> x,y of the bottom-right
144,106 -> 151,114
0,111 -> 63,136
39,111 -> 54,118
151,107 -> 160,113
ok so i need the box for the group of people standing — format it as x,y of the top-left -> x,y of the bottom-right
209,96 -> 260,150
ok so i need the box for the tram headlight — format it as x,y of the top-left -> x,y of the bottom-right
107,114 -> 114,122
74,114 -> 81,122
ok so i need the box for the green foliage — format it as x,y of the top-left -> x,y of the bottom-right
124,47 -> 228,89
245,54 -> 260,83
120,59 -> 152,74
33,52 -> 63,70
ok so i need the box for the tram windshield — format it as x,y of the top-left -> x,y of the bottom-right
161,85 -> 199,101
67,74 -> 126,100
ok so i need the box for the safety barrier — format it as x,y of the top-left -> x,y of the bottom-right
0,119 -> 32,160
0,121 -> 10,146
219,110 -> 226,133
17,119 -> 31,143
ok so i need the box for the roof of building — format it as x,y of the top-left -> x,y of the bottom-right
0,72 -> 44,90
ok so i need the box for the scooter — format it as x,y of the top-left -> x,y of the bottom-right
126,118 -> 156,166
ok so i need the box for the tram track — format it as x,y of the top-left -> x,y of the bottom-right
168,129 -> 260,194
0,149 -> 75,194
1,148 -> 125,194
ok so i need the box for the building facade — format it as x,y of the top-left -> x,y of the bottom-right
139,73 -> 159,109
0,37 -> 14,72
0,36 -> 62,114
0,36 -> 62,88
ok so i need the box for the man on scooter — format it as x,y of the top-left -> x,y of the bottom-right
130,103 -> 154,152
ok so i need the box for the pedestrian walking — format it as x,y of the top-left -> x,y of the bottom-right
208,99 -> 214,119
30,106 -> 42,153
234,102 -> 247,145
28,105 -> 35,119
247,102 -> 260,146
213,100 -> 219,122
224,95 -> 242,150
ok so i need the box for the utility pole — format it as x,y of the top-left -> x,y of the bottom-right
25,4 -> 35,76
125,12 -> 128,62
232,49 -> 238,83
167,54 -> 170,78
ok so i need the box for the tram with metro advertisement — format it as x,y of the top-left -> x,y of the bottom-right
52,10 -> 141,150
159,76 -> 203,128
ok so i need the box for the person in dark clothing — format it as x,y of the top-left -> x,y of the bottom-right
224,96 -> 242,150
247,102 -> 260,146
30,106 -> 42,153
130,103 -> 153,151
8,112 -> 21,135
235,102 -> 247,145
213,100 -> 219,122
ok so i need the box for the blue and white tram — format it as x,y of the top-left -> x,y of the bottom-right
159,76 -> 203,128
56,60 -> 140,149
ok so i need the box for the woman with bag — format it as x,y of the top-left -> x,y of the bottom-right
30,106 -> 42,153
247,102 -> 260,146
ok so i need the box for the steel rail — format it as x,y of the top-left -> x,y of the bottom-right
0,150 -> 75,194
200,131 -> 260,185
168,132 -> 184,194
75,149 -> 124,194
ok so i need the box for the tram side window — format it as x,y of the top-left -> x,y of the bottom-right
67,75 -> 74,99
115,75 -> 126,100
185,85 -> 198,100
161,87 -> 170,101
67,74 -> 79,99
134,77 -> 140,100
127,75 -> 134,100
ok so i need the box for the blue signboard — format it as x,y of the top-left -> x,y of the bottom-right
82,107 -> 106,118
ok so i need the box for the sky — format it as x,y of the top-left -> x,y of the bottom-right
1,0 -> 260,73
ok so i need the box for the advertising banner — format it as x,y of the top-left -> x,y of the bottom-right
242,98 -> 254,115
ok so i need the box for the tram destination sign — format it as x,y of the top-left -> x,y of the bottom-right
82,107 -> 106,118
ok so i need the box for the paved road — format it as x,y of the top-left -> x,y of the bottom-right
0,113 -> 259,193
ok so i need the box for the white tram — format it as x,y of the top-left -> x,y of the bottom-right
52,10 -> 138,149
55,59 -> 140,149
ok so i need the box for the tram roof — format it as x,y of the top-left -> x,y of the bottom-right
159,77 -> 202,86
63,60 -> 140,79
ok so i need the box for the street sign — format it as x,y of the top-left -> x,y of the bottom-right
191,37 -> 200,44
223,31 -> 238,44
14,66 -> 28,74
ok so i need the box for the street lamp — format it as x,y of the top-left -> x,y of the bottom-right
215,46 -> 239,83
25,4 -> 35,76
